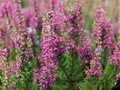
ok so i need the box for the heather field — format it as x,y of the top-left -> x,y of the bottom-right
0,0 -> 120,90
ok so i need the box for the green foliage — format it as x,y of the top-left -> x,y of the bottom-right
52,51 -> 85,90
80,48 -> 118,90
15,57 -> 37,90
21,0 -> 28,8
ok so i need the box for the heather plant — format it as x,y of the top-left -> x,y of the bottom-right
0,0 -> 120,90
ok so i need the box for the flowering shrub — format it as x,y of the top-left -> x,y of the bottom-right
0,0 -> 120,90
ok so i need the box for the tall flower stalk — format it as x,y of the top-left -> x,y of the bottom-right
34,25 -> 58,88
0,48 -> 10,89
15,0 -> 33,62
92,8 -> 114,50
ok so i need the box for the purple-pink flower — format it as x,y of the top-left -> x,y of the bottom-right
92,8 -> 114,49
116,73 -> 120,80
34,67 -> 57,88
86,57 -> 102,79
34,25 -> 63,88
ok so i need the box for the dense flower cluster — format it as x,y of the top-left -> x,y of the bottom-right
109,45 -> 120,69
64,5 -> 84,43
77,46 -> 94,67
34,25 -> 63,88
86,57 -> 103,79
9,61 -> 22,77
92,8 -> 114,49
34,66 -> 57,88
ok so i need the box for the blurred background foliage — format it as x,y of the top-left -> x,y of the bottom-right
21,0 -> 120,33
